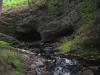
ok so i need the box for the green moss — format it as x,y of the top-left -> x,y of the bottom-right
3,0 -> 27,7
57,41 -> 74,53
82,0 -> 94,21
0,48 -> 24,75
46,0 -> 56,12
0,40 -> 9,47
46,0 -> 63,12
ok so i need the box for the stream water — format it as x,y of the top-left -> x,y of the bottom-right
27,44 -> 95,75
53,56 -> 84,75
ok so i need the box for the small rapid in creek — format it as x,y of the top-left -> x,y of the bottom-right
19,43 -> 99,75
53,56 -> 82,75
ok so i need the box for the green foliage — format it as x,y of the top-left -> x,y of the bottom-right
1,49 -> 24,75
3,0 -> 27,8
46,0 -> 63,12
83,0 -> 94,21
0,40 -> 24,75
57,41 -> 74,53
57,24 -> 100,58
0,40 -> 9,47
46,0 -> 56,12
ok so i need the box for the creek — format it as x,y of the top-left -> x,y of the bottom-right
22,43 -> 97,75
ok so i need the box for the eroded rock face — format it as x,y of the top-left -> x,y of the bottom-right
1,0 -> 97,42
12,0 -> 85,42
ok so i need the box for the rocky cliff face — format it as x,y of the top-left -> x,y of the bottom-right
14,0 -> 85,42
0,0 -> 98,42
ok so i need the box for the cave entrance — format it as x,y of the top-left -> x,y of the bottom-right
57,25 -> 74,37
15,30 -> 41,42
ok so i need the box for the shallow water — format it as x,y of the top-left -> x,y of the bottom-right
24,43 -> 97,75
53,57 -> 83,75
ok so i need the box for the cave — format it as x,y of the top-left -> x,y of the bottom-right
55,25 -> 74,38
15,30 -> 41,42
45,25 -> 75,43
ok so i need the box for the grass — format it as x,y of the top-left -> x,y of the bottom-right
1,49 -> 24,75
57,36 -> 100,59
3,0 -> 27,7
67,23 -> 100,59
57,40 -> 74,53
56,22 -> 100,59
0,40 -> 24,75
2,0 -> 28,14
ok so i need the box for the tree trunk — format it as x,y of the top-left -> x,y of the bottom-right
0,0 -> 2,16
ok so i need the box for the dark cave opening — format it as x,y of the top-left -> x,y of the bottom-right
45,25 -> 75,43
55,25 -> 74,38
15,30 -> 41,42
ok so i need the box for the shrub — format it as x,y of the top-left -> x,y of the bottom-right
46,0 -> 63,12
0,48 -> 24,75
46,0 -> 56,12
82,0 -> 95,21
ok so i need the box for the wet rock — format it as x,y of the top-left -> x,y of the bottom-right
78,69 -> 94,75
20,50 -> 52,75
43,46 -> 54,55
35,60 -> 46,75
29,48 -> 41,54
53,57 -> 83,75
29,43 -> 55,56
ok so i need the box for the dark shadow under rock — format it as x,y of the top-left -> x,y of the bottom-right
15,30 -> 41,42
